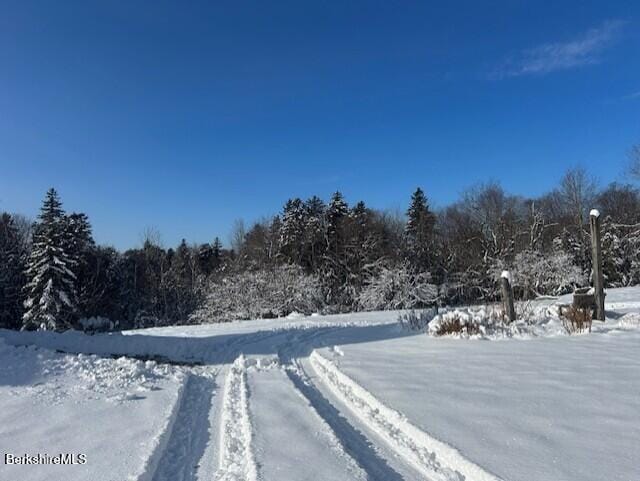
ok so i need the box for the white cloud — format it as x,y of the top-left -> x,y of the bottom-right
496,20 -> 625,78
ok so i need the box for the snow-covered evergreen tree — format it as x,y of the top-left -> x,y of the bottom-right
64,212 -> 97,319
321,192 -> 353,308
0,213 -> 26,329
303,196 -> 326,270
326,191 -> 349,241
22,189 -> 78,331
279,198 -> 306,263
349,200 -> 381,290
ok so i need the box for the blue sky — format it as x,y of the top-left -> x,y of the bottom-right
0,1 -> 638,250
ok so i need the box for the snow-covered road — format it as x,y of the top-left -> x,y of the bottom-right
2,289 -> 640,481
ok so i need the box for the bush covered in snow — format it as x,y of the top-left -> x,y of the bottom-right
358,263 -> 438,311
190,265 -> 323,323
427,304 -> 561,338
428,307 -> 499,337
430,311 -> 482,336
494,250 -> 586,298
78,317 -> 116,333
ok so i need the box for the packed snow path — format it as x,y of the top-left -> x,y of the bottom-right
248,363 -> 367,481
2,291 -> 640,481
151,370 -> 217,481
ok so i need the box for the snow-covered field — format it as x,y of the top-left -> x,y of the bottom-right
1,288 -> 639,481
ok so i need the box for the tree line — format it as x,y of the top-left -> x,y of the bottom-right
2,157 -> 640,331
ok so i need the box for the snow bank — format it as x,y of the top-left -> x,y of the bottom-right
0,310 -> 400,364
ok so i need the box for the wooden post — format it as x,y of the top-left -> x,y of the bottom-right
589,210 -> 605,321
500,270 -> 516,323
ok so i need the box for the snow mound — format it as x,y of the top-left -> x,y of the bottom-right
0,339 -> 181,404
63,354 -> 180,402
617,312 -> 640,327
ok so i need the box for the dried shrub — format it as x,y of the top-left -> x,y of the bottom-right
515,300 -> 534,322
433,312 -> 481,336
487,303 -> 507,323
560,305 -> 592,334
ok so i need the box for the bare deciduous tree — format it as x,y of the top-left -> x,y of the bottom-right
596,183 -> 640,225
140,226 -> 163,248
229,218 -> 246,256
558,166 -> 597,235
10,213 -> 34,251
627,144 -> 640,180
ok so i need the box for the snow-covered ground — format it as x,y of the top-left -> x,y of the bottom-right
0,340 -> 185,481
1,288 -> 639,481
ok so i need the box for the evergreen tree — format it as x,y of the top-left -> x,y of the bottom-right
406,188 -> 435,238
279,198 -> 306,264
303,196 -> 326,270
326,191 -> 349,252
80,245 -> 123,321
0,213 -> 26,329
65,213 -> 94,254
168,239 -> 199,320
22,189 -> 78,331
65,212 -> 97,318
321,192 -> 355,309
212,237 -> 223,268
347,201 -> 380,294
352,201 -> 368,226
405,187 -> 436,271
198,243 -> 215,276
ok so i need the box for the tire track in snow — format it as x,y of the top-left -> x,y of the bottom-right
151,370 -> 217,481
215,355 -> 258,481
284,361 -> 406,481
310,351 -> 505,481
275,327 -> 406,481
